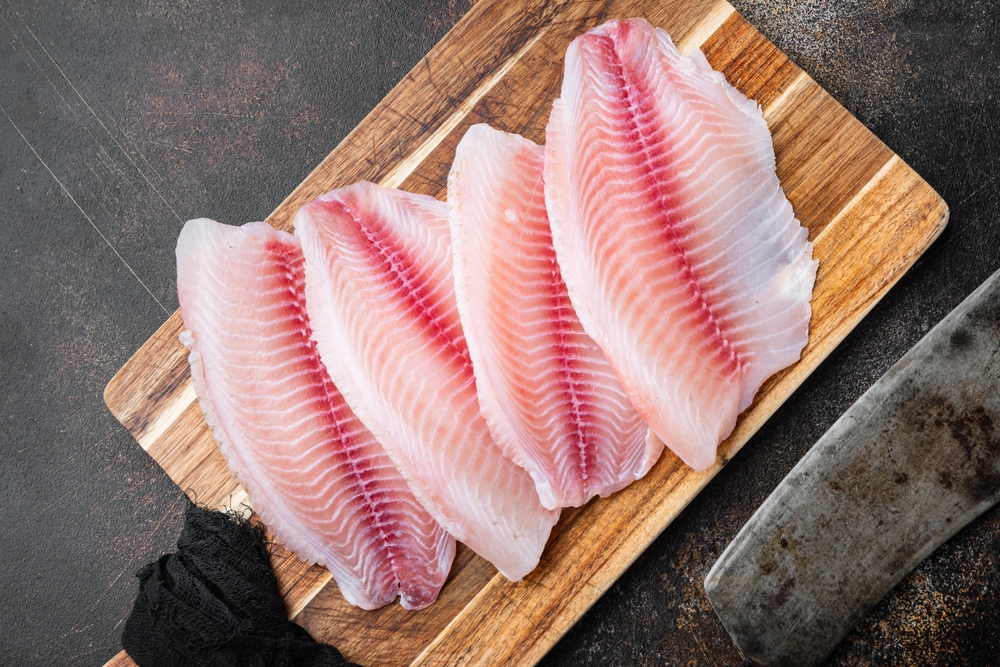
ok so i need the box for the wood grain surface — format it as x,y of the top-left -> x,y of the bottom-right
102,0 -> 948,665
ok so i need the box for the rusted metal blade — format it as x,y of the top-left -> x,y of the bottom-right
704,269 -> 1000,667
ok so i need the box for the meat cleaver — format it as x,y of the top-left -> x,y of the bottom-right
704,268 -> 1000,667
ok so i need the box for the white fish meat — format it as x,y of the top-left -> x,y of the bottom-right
176,218 -> 455,610
544,18 -> 817,470
449,124 -> 659,509
295,182 -> 560,581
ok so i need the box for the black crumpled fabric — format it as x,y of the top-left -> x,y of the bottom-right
122,502 -> 361,667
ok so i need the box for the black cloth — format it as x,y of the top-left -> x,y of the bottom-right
122,502 -> 361,667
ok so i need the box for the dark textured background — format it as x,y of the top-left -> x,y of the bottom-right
0,0 -> 996,665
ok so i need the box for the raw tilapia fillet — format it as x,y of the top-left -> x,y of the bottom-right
295,182 -> 560,581
176,218 -> 455,610
449,124 -> 659,509
545,18 -> 817,470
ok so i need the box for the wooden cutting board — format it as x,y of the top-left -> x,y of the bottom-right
102,0 -> 948,665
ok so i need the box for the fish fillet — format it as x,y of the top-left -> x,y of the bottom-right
544,18 -> 817,470
295,182 -> 560,581
448,124 -> 659,509
176,218 -> 455,610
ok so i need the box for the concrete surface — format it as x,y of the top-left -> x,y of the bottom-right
0,0 -> 996,665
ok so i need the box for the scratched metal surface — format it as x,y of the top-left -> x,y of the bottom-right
0,0 -> 997,665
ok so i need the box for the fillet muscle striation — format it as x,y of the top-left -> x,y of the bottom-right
545,19 -> 817,470
177,218 -> 455,610
295,183 -> 560,581
449,124 -> 658,509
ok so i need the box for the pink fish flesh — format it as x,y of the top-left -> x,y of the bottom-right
448,124 -> 659,509
295,182 -> 560,581
176,218 -> 455,610
544,18 -> 817,470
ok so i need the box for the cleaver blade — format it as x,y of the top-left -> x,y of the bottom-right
704,268 -> 1000,667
